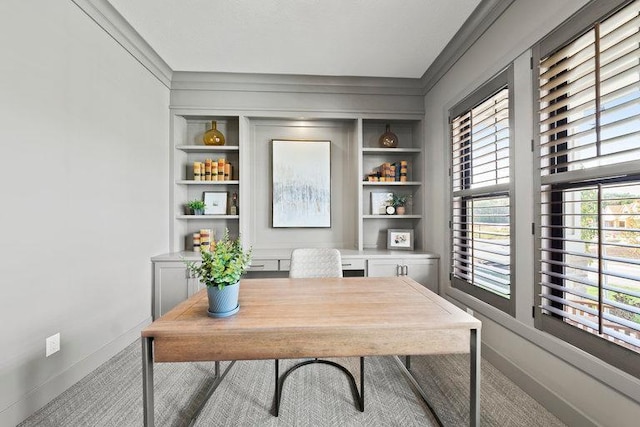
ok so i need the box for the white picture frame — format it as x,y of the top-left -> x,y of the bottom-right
370,191 -> 393,215
203,191 -> 228,215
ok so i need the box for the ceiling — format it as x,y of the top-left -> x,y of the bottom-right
106,0 -> 481,79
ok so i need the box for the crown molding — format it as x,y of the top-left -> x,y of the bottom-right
70,0 -> 514,97
171,71 -> 424,96
71,0 -> 172,88
420,0 -> 516,95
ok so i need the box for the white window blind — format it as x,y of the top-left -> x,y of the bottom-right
451,72 -> 513,312
539,0 -> 640,182
538,0 -> 640,359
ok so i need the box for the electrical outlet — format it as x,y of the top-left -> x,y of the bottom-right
466,307 -> 474,316
46,333 -> 60,357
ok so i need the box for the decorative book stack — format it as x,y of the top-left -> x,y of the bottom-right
193,229 -> 214,252
193,159 -> 233,181
365,160 -> 408,182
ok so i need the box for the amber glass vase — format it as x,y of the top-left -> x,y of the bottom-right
203,121 -> 226,146
378,124 -> 398,148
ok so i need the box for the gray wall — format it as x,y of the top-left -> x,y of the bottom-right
424,0 -> 640,425
0,1 -> 170,425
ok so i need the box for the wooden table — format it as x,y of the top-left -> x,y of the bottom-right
142,276 -> 482,426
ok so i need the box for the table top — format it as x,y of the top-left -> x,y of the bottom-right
143,276 -> 481,363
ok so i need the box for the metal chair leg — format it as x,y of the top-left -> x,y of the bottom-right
274,357 -> 364,416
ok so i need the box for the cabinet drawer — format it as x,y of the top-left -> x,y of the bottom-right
340,259 -> 365,270
247,259 -> 279,272
280,258 -> 365,271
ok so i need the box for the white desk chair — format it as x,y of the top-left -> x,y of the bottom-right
274,248 -> 364,416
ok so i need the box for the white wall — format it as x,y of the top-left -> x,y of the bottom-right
0,1 -> 170,424
424,0 -> 640,425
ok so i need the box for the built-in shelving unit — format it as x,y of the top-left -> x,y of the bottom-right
169,114 -> 425,253
171,116 -> 241,251
360,119 -> 424,250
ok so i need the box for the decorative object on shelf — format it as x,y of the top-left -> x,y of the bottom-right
379,124 -> 398,148
224,161 -> 232,180
192,232 -> 201,252
386,205 -> 396,215
387,229 -> 414,250
187,199 -> 206,215
230,192 -> 238,215
272,139 -> 331,228
371,191 -> 393,215
185,229 -> 252,317
389,193 -> 409,215
193,158 -> 233,181
364,159 -> 409,182
199,228 -> 212,252
193,161 -> 203,181
203,121 -> 225,146
204,191 -> 228,215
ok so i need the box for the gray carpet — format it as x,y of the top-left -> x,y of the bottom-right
19,341 -> 565,427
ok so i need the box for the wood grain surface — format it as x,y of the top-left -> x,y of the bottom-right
142,276 -> 481,363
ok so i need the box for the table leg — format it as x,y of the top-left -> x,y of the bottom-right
470,328 -> 481,427
142,336 -> 154,427
393,356 -> 443,427
359,356 -> 365,411
274,359 -> 280,416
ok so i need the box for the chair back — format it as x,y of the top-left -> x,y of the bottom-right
289,248 -> 343,278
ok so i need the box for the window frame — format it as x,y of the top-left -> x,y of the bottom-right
532,0 -> 640,379
449,65 -> 516,316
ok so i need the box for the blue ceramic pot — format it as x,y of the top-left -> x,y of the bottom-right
206,282 -> 240,317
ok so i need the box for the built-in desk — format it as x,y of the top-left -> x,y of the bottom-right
151,249 -> 439,319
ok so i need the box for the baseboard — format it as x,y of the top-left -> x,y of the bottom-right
481,342 -> 598,427
1,317 -> 152,426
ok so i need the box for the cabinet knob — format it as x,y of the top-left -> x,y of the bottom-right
403,265 -> 409,276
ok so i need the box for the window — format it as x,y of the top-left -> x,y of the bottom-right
535,0 -> 640,378
450,67 -> 514,314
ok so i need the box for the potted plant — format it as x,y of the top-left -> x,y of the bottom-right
187,199 -> 206,215
185,229 -> 252,317
389,193 -> 408,215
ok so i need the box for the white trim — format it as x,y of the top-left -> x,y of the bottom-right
0,317 -> 152,426
71,0 -> 172,88
445,286 -> 640,403
70,0 -> 509,95
481,342 -> 598,426
420,0 -> 517,94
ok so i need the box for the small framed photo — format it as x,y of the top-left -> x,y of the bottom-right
387,229 -> 414,250
203,191 -> 228,215
370,191 -> 393,215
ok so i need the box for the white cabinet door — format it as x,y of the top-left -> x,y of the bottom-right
153,261 -> 194,319
404,259 -> 438,293
367,258 -> 405,278
367,258 -> 439,293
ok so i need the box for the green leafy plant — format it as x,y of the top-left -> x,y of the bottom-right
187,199 -> 206,211
185,229 -> 252,290
389,193 -> 408,208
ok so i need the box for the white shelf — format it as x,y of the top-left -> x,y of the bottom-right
362,181 -> 421,186
176,145 -> 240,153
177,180 -> 240,185
176,215 -> 240,220
362,215 -> 422,219
362,147 -> 421,154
